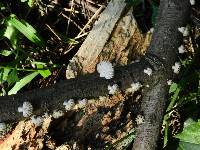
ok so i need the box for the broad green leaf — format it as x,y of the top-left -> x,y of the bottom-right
6,14 -> 44,47
0,50 -> 12,56
169,83 -> 178,93
177,141 -> 200,150
36,64 -> 51,78
21,0 -> 34,7
3,68 -> 10,81
4,25 -> 18,49
38,69 -> 51,78
7,69 -> 19,85
175,120 -> 200,144
8,72 -> 39,95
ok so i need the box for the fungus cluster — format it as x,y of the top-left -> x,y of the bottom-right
18,101 -> 33,117
107,84 -> 119,95
97,61 -> 114,79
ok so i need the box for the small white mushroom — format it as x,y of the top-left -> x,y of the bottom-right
97,61 -> 114,79
167,80 -> 172,85
172,62 -> 181,74
18,101 -> 33,117
78,98 -> 88,108
52,110 -> 64,119
178,45 -> 185,54
144,68 -> 152,76
190,0 -> 195,5
108,84 -> 118,95
30,115 -> 43,126
63,99 -> 75,111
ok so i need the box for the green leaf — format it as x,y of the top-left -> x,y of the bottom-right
177,141 -> 200,150
169,83 -> 178,93
6,14 -> 44,47
8,72 -> 39,95
175,120 -> 200,144
4,25 -> 18,49
0,50 -> 12,56
7,69 -> 19,85
36,64 -> 51,78
2,68 -> 11,81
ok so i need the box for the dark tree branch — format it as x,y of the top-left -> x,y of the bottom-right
132,0 -> 191,149
0,60 -> 152,123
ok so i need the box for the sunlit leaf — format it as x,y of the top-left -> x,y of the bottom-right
175,120 -> 200,144
6,14 -> 44,47
0,50 -> 12,56
4,25 -> 18,49
36,64 -> 51,78
169,83 -> 178,93
8,72 -> 39,95
2,68 -> 10,81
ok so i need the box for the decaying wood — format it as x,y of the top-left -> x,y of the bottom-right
66,0 -> 147,78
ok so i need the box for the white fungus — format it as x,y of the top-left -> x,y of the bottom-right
183,27 -> 189,36
178,45 -> 185,54
18,101 -> 33,117
178,27 -> 185,34
172,62 -> 181,74
78,98 -> 88,108
150,28 -> 154,33
167,80 -> 173,85
144,68 -> 152,76
97,61 -> 114,79
126,82 -> 142,94
52,110 -> 64,119
108,84 -> 118,95
135,115 -> 144,125
63,99 -> 75,111
30,115 -> 43,126
190,0 -> 195,5
178,26 -> 189,36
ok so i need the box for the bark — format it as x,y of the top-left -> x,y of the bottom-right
132,0 -> 191,149
0,60 -> 151,123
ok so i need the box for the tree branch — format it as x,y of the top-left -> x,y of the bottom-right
0,60 -> 152,123
132,0 -> 191,149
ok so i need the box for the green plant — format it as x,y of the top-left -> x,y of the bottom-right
0,3 -> 52,95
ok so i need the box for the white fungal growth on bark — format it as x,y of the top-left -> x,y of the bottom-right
167,80 -> 172,85
108,84 -> 119,95
144,68 -> 152,76
63,99 -> 75,111
126,82 -> 142,94
150,28 -> 154,33
52,110 -> 64,119
78,98 -> 88,108
135,115 -> 144,125
178,45 -> 185,54
178,27 -> 185,33
30,115 -> 43,126
190,0 -> 195,5
18,101 -> 33,117
178,26 -> 189,36
97,61 -> 114,79
172,62 -> 181,74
